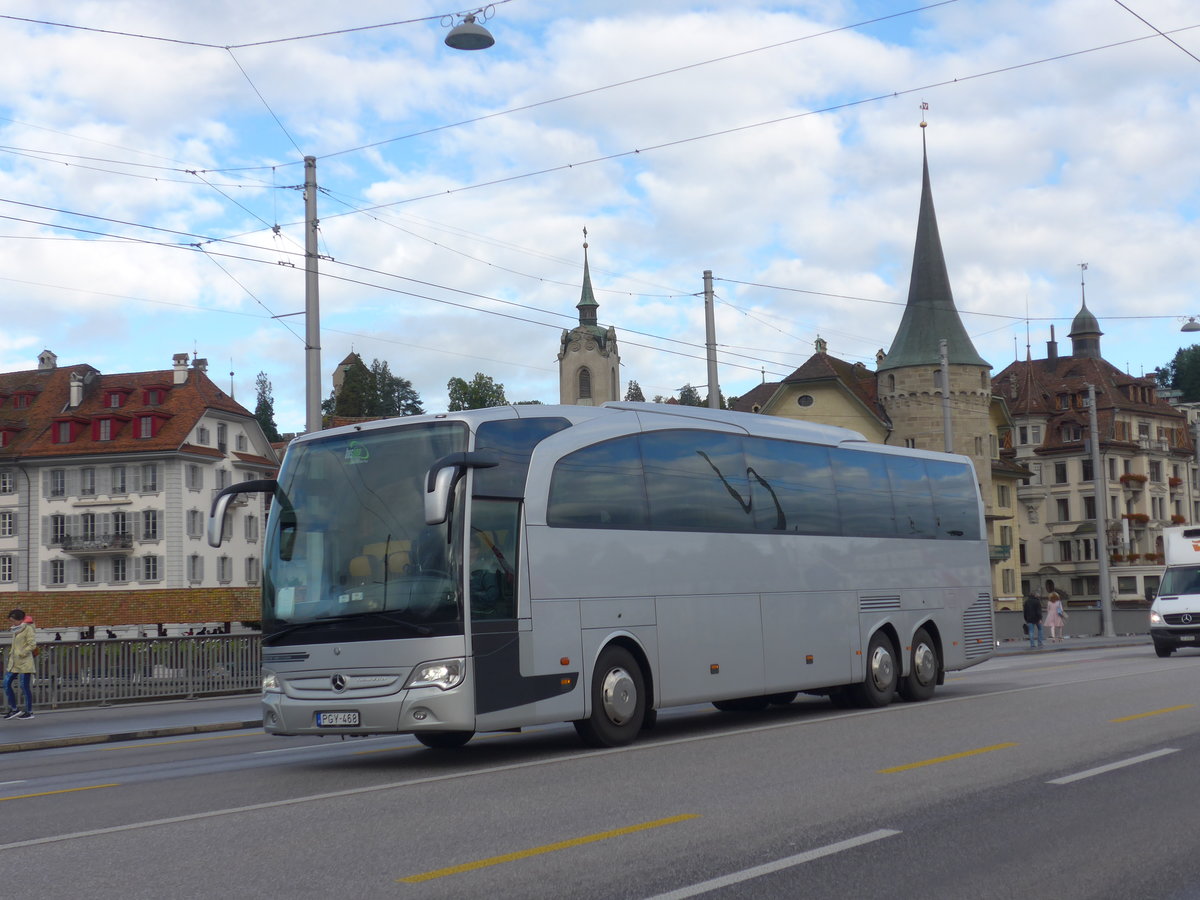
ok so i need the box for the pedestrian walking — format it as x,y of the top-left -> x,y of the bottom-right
1044,581 -> 1066,643
4,608 -> 37,719
1023,592 -> 1045,649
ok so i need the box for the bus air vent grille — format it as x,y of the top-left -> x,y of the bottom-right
961,593 -> 994,659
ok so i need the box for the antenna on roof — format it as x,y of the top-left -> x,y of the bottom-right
229,359 -> 235,399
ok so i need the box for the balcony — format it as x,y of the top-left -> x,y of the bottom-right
989,544 -> 1012,561
59,533 -> 133,555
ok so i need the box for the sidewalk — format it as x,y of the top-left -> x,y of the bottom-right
0,694 -> 261,754
0,635 -> 1157,754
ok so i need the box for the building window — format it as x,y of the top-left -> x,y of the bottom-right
1057,498 -> 1070,522
217,423 -> 228,451
1081,459 -> 1093,482
112,556 -> 127,583
188,554 -> 204,583
996,484 -> 1011,508
56,422 -> 72,443
81,467 -> 96,496
0,556 -> 11,582
50,469 -> 66,498
0,472 -> 11,493
140,464 -> 158,492
904,438 -> 916,448
81,513 -> 96,542
138,416 -> 154,438
0,512 -> 12,538
578,368 -> 592,400
236,434 -> 248,452
245,515 -> 259,542
50,559 -> 65,585
1084,495 -> 1096,519
112,465 -> 127,494
142,555 -> 160,582
1002,568 -> 1015,594
141,510 -> 159,541
1150,461 -> 1163,482
112,511 -> 129,537
108,392 -> 123,408
1031,425 -> 1042,443
1058,540 -> 1073,562
797,395 -> 815,408
1054,462 -> 1068,485
81,558 -> 96,584
187,465 -> 203,491
187,509 -> 203,538
217,556 -> 232,584
216,468 -> 231,490
246,557 -> 260,584
51,514 -> 67,544
1018,426 -> 1028,445
197,426 -> 209,445
97,418 -> 112,441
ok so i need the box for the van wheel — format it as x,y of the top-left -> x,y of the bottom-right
849,632 -> 898,708
574,646 -> 645,747
898,628 -> 938,702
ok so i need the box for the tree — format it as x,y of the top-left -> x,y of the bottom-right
1158,345 -> 1200,402
322,356 -> 424,418
253,372 -> 282,442
447,372 -> 508,410
624,380 -> 645,402
677,384 -> 704,407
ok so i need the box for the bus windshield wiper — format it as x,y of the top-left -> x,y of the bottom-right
265,612 -> 431,642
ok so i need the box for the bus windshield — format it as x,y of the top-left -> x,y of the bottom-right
263,421 -> 469,645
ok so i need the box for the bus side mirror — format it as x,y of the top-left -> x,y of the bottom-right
424,451 -> 499,525
208,479 -> 277,547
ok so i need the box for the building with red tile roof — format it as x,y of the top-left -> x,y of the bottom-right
0,351 -> 277,594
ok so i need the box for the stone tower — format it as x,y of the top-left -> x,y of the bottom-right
876,125 -> 993,499
558,231 -> 620,405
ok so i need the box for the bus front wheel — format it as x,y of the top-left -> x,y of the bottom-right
898,628 -> 939,702
415,730 -> 474,749
574,646 -> 645,748
850,632 -> 898,708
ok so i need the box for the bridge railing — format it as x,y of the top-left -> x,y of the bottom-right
3,635 -> 261,709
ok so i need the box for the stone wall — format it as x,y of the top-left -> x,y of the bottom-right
0,587 -> 259,628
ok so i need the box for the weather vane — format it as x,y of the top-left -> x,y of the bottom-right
920,101 -> 928,128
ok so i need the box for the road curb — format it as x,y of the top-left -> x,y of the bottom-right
0,719 -> 263,754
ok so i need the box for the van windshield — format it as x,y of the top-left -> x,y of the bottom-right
1159,565 -> 1200,596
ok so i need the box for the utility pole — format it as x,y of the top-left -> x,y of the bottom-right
704,270 -> 720,409
1088,382 -> 1115,636
304,155 -> 321,433
939,339 -> 953,453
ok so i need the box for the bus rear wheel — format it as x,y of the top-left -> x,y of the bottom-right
574,646 -> 646,748
415,730 -> 474,749
898,628 -> 938,702
849,632 -> 898,708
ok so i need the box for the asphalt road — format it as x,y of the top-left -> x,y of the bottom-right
3,643 -> 1199,899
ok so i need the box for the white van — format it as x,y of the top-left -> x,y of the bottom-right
1150,527 -> 1200,657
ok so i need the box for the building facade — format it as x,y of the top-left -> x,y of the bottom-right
0,352 -> 277,594
993,307 -> 1194,604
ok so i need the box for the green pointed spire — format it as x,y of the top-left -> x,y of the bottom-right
879,133 -> 989,372
577,227 -> 598,326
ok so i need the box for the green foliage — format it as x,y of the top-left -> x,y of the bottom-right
1159,345 -> 1200,402
447,372 -> 508,410
253,372 -> 282,443
677,384 -> 704,407
324,356 -> 425,418
624,380 -> 646,402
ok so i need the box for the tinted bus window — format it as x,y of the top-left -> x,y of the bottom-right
885,455 -> 937,538
831,448 -> 895,538
642,430 -> 752,532
928,459 -> 981,540
547,435 -> 648,529
475,417 -> 571,498
745,437 -> 838,534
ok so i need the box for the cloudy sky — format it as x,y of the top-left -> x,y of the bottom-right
1,1 -> 1198,432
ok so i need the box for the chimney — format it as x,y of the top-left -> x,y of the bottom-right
173,353 -> 189,385
1046,325 -> 1058,362
192,357 -> 208,374
69,371 -> 84,408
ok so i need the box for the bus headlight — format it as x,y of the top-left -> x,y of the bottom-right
262,672 -> 282,693
404,658 -> 465,691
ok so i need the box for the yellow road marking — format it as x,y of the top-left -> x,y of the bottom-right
878,742 -> 1018,774
0,783 -> 118,802
397,813 -> 700,883
1110,704 -> 1193,723
98,733 -> 249,751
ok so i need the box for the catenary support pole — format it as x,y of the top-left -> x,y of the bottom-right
304,155 -> 321,434
704,270 -> 720,409
1089,382 -> 1115,636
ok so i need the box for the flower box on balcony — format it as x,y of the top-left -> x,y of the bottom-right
1127,554 -> 1141,563
1110,554 -> 1125,563
1121,512 -> 1150,524
1120,473 -> 1148,486
1172,514 -> 1187,524
1169,477 -> 1184,488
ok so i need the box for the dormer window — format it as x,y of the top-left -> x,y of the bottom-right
12,392 -> 33,409
51,416 -> 87,444
92,413 -> 129,442
108,392 -> 123,408
141,384 -> 171,406
136,410 -> 172,439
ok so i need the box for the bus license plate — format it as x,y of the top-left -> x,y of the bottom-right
316,711 -> 360,727
1181,635 -> 1195,642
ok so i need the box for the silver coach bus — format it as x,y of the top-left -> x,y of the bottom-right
210,402 -> 993,750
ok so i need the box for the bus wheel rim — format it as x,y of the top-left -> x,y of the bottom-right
913,642 -> 936,685
869,645 -> 894,691
600,666 -> 637,725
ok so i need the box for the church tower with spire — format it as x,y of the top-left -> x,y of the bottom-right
558,230 -> 621,405
877,123 -> 993,499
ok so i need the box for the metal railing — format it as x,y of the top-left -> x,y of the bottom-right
2,635 -> 260,710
